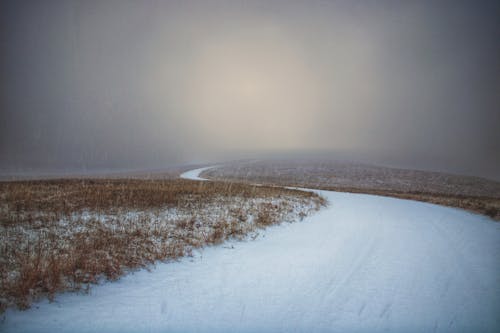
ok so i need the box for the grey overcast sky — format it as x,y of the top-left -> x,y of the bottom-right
1,0 -> 499,179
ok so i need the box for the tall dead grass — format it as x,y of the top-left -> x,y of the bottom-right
202,162 -> 500,220
0,178 -> 325,312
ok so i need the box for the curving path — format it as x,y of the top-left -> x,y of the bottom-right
3,167 -> 500,333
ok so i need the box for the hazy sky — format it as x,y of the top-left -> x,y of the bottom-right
1,0 -> 499,179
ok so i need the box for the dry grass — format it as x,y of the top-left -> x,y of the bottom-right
202,160 -> 500,220
313,187 -> 500,220
0,178 -> 325,312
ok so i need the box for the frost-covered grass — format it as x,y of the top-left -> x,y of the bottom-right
0,178 -> 325,312
203,160 -> 500,220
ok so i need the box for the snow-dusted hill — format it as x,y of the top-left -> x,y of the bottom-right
3,167 -> 499,333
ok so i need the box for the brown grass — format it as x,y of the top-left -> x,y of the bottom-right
0,178 -> 325,312
202,161 -> 500,220
313,187 -> 500,220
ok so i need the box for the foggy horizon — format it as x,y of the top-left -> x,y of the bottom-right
1,0 -> 499,181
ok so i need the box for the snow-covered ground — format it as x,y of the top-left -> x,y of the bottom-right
180,166 -> 216,181
2,167 -> 499,332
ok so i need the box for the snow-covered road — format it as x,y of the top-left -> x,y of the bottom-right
3,167 -> 499,332
179,166 -> 216,181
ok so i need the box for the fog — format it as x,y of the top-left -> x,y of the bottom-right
1,0 -> 499,179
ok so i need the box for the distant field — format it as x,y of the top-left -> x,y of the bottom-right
202,160 -> 500,220
0,164 -> 202,181
0,178 -> 325,312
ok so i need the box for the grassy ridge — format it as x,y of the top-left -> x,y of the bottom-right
202,161 -> 500,220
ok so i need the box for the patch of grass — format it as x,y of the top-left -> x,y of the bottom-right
202,160 -> 500,220
0,178 -> 325,312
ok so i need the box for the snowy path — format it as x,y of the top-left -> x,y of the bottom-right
2,167 -> 500,333
179,166 -> 217,181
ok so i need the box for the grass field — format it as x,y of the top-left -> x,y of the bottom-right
0,178 -> 325,312
202,160 -> 500,220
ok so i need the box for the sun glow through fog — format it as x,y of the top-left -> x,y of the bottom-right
181,26 -> 322,151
